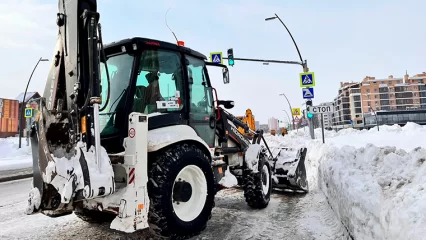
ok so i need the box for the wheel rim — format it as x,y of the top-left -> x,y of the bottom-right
172,165 -> 208,222
261,165 -> 270,194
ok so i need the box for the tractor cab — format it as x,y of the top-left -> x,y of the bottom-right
98,37 -> 230,153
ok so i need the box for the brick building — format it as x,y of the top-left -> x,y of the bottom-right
360,72 -> 426,112
331,72 -> 426,129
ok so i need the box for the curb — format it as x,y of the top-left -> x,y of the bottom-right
0,173 -> 33,183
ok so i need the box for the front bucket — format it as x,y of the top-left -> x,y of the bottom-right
271,148 -> 308,193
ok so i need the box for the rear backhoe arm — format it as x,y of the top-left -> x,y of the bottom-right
28,0 -> 113,214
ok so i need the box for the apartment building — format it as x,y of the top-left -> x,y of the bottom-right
332,82 -> 363,126
255,121 -> 260,130
268,117 -> 279,131
360,72 -> 426,112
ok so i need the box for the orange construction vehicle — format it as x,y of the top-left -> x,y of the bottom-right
236,109 -> 256,138
281,127 -> 288,136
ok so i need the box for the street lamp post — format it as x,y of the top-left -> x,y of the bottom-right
279,93 -> 295,130
282,109 -> 292,129
282,109 -> 292,123
265,13 -> 308,72
267,13 -> 314,138
18,57 -> 49,148
369,106 -> 379,131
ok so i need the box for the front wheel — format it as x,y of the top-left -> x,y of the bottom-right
148,143 -> 216,239
243,153 -> 272,209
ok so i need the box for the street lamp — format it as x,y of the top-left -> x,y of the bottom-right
279,93 -> 295,130
281,109 -> 292,124
283,109 -> 291,129
18,57 -> 49,148
265,13 -> 308,72
369,105 -> 379,131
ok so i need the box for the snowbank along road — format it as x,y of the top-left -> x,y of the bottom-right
0,178 -> 349,240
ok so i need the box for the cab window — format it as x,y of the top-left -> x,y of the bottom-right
133,49 -> 185,114
99,53 -> 134,136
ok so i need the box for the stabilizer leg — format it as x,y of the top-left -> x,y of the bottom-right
110,113 -> 150,233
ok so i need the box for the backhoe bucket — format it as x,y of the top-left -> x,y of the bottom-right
271,147 -> 308,193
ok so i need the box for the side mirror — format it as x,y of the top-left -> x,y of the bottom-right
218,100 -> 234,109
222,68 -> 230,84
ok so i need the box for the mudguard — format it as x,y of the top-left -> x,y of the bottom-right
147,125 -> 213,157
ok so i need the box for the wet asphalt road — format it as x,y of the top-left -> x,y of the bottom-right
0,179 -> 350,240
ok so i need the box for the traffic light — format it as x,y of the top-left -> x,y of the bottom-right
306,100 -> 314,119
227,48 -> 234,66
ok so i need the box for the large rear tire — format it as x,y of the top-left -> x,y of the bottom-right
243,153 -> 272,209
148,143 -> 216,239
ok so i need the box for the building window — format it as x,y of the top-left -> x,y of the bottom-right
414,93 -> 417,96
367,89 -> 370,93
374,89 -> 377,92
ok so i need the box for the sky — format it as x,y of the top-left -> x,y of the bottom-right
0,0 -> 425,123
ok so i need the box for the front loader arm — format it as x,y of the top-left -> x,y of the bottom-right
220,109 -> 274,157
27,0 -> 114,215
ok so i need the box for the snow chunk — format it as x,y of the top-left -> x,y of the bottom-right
25,187 -> 41,214
274,148 -> 299,177
218,169 -> 238,188
244,144 -> 262,173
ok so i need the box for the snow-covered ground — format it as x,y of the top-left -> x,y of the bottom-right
0,137 -> 32,171
1,123 -> 425,239
267,123 -> 426,240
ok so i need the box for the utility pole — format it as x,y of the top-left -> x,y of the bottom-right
18,57 -> 49,148
306,99 -> 315,139
265,13 -> 313,138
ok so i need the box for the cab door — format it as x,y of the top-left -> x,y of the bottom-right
186,55 -> 216,147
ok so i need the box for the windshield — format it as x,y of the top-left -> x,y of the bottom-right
99,53 -> 134,135
132,49 -> 185,114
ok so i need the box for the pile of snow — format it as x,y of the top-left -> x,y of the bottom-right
218,169 -> 238,188
0,137 -> 32,171
306,122 -> 426,240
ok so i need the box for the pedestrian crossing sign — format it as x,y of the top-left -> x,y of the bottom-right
299,72 -> 316,87
24,108 -> 33,118
210,52 -> 223,65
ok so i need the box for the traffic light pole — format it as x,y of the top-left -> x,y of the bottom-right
321,113 -> 325,143
222,57 -> 303,66
306,100 -> 315,139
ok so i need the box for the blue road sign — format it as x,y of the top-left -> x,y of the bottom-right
210,52 -> 223,64
349,120 -> 353,124
299,72 -> 316,87
302,87 -> 314,99
24,108 -> 33,118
